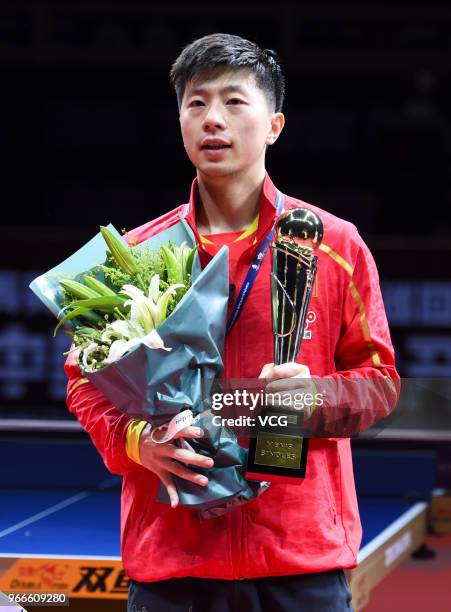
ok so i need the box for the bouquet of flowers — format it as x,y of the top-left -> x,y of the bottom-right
30,219 -> 268,517
54,226 -> 194,373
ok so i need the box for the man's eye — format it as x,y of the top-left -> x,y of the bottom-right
227,98 -> 245,105
189,100 -> 205,107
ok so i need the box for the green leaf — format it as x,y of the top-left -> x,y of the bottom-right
70,295 -> 128,313
79,310 -> 104,326
54,306 -> 93,336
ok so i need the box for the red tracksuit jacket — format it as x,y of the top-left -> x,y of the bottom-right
65,173 -> 399,581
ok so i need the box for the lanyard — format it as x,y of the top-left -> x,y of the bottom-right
226,190 -> 284,335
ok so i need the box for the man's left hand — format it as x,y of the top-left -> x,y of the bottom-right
258,362 -> 317,418
259,361 -> 311,388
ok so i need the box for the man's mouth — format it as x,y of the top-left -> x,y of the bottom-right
201,144 -> 231,150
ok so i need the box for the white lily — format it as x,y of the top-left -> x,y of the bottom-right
104,329 -> 171,365
142,328 -> 172,351
67,345 -> 81,367
120,278 -> 184,333
104,339 -> 133,364
82,342 -> 100,372
121,284 -> 155,332
148,274 -> 160,301
101,319 -> 144,343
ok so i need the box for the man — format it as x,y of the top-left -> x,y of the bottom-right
65,33 -> 398,611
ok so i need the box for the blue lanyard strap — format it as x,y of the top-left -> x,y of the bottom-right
226,189 -> 284,335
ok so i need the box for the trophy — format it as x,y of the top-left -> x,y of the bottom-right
245,208 -> 323,482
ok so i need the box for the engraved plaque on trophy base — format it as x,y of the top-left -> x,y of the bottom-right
245,409 -> 309,482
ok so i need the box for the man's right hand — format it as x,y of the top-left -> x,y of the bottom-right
138,424 -> 214,508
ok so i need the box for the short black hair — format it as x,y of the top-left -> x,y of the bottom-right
170,33 -> 285,112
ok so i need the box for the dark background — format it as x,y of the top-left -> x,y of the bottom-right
1,1 -> 451,416
2,1 -> 451,234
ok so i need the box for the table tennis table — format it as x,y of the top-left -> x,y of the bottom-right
0,420 -> 438,610
0,426 -> 125,611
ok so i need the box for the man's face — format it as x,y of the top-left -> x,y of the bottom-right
179,69 -> 283,180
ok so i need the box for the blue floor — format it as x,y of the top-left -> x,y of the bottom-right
1,489 -> 121,556
359,497 -> 415,547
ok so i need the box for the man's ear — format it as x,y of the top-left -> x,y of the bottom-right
266,112 -> 285,145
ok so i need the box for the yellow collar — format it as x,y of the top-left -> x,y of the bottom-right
199,212 -> 260,245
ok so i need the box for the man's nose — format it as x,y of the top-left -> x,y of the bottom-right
202,103 -> 226,131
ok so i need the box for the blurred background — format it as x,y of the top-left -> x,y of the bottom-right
1,3 -> 451,611
1,0 -> 450,418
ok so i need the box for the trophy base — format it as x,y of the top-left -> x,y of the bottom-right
245,410 -> 309,483
245,470 -> 308,484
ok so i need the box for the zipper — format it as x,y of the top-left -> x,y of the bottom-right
233,505 -> 244,579
228,236 -> 264,578
240,504 -> 246,578
230,272 -> 246,578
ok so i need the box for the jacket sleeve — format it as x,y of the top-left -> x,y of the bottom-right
308,233 -> 400,436
65,351 -> 141,476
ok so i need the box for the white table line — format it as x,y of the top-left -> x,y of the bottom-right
0,552 -> 121,560
0,492 -> 89,539
0,476 -> 119,542
0,419 -> 82,432
357,501 -> 428,563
